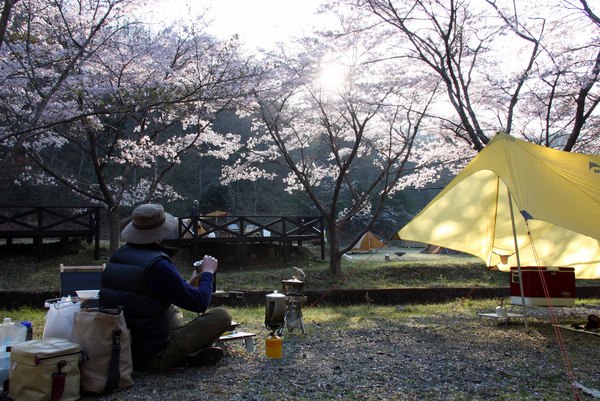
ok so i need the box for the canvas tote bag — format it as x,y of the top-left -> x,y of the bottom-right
72,307 -> 133,394
9,337 -> 81,401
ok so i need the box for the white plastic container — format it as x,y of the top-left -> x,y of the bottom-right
0,317 -> 27,390
0,353 -> 9,391
1,317 -> 28,349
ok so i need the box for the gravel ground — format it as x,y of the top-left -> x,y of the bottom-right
76,305 -> 600,401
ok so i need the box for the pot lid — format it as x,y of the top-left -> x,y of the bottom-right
282,275 -> 305,284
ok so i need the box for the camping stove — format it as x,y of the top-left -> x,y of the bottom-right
282,267 -> 307,334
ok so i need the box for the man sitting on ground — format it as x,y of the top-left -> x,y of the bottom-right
100,203 -> 231,371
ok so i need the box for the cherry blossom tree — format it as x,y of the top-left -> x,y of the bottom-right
1,0 -> 260,253
483,0 -> 600,151
223,37 -> 468,275
0,0 -> 144,156
331,0 -> 599,152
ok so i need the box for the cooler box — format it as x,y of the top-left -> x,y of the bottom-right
510,266 -> 576,306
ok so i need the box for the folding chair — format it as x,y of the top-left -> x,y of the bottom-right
59,263 -> 105,298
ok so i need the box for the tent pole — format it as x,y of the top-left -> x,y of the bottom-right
508,190 -> 529,331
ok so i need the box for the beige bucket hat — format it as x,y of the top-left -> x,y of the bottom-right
121,203 -> 177,244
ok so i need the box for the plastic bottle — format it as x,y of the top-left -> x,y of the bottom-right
265,332 -> 283,359
1,318 -> 27,348
20,321 -> 33,341
1,318 -> 27,391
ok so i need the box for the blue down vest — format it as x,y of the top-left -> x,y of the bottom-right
100,244 -> 172,368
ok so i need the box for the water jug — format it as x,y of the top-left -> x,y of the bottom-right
1,317 -> 27,348
0,317 -> 27,391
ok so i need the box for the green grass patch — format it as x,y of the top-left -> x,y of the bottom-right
0,242 -> 597,293
216,253 -> 509,291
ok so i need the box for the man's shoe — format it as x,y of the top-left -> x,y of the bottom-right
182,347 -> 224,367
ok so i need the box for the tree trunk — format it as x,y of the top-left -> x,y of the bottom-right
0,0 -> 18,52
327,225 -> 342,276
108,206 -> 121,256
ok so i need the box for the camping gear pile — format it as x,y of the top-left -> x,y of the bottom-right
2,296 -> 133,401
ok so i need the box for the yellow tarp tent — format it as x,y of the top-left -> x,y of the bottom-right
398,133 -> 600,279
350,231 -> 385,253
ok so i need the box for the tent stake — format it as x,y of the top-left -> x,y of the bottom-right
508,190 -> 529,331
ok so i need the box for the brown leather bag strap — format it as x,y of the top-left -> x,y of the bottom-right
50,360 -> 67,401
104,328 -> 122,393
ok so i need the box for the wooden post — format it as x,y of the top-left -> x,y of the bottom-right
239,218 -> 247,266
93,207 -> 100,260
282,219 -> 289,263
320,217 -> 326,261
35,207 -> 43,261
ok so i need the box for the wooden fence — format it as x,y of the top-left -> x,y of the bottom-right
0,206 -> 101,260
168,215 -> 326,265
0,207 -> 324,266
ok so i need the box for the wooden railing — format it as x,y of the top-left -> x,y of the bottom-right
171,215 -> 326,265
0,206 -> 101,260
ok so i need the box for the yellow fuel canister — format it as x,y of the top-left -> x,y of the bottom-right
265,332 -> 282,359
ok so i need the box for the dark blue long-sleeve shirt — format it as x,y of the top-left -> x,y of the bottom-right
147,258 -> 213,313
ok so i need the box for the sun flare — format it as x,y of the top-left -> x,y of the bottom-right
318,62 -> 348,92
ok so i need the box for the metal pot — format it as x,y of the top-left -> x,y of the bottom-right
281,276 -> 305,294
281,267 -> 306,294
265,290 -> 286,331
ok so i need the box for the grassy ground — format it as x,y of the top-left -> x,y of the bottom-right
217,247 -> 513,291
0,242 -> 514,293
0,242 -> 500,339
1,241 -> 597,334
93,300 -> 600,400
1,241 -> 598,292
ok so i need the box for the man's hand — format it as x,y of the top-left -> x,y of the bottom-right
200,255 -> 218,274
188,255 -> 218,287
